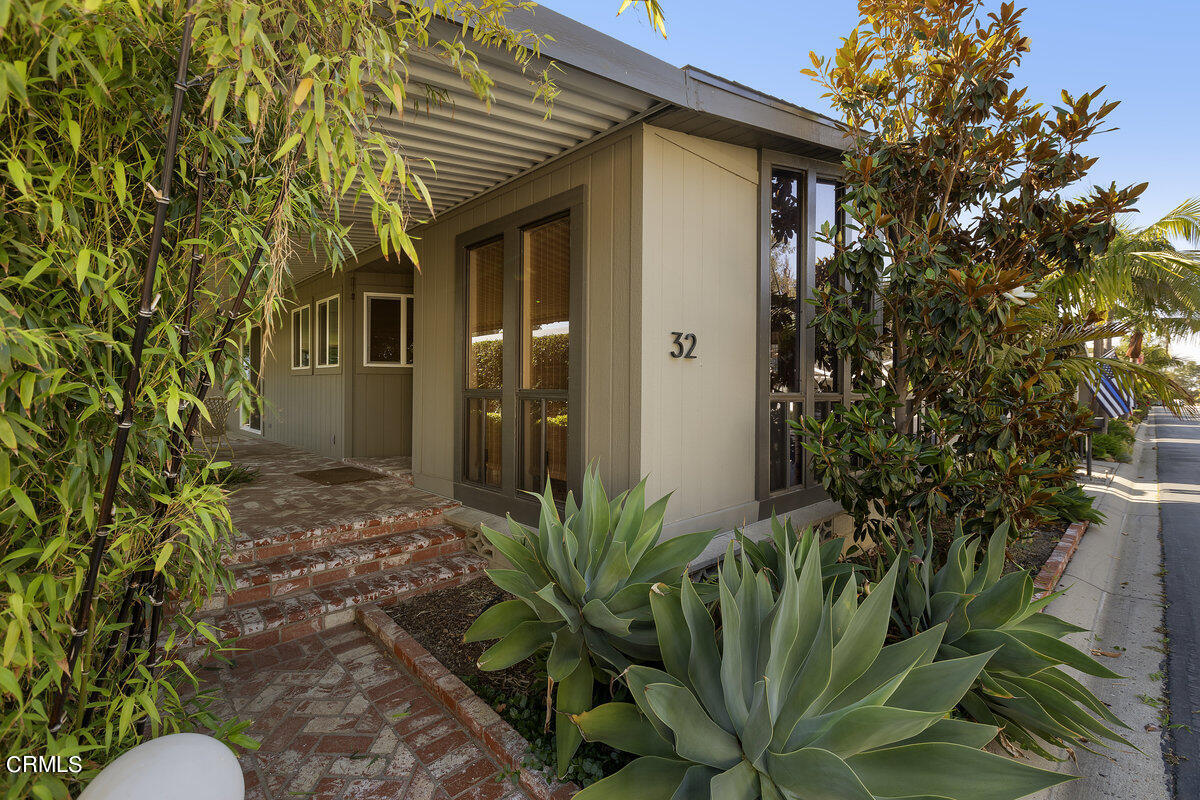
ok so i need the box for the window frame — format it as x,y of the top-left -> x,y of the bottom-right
453,187 -> 587,522
315,294 -> 341,368
290,304 -> 311,371
361,291 -> 414,368
756,151 -> 850,513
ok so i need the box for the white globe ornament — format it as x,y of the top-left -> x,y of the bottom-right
79,733 -> 244,800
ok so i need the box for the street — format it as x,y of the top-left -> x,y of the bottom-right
1159,408 -> 1200,798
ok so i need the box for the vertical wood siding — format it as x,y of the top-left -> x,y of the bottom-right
411,129 -> 640,497
640,125 -> 760,528
349,270 -> 415,458
259,271 -> 347,459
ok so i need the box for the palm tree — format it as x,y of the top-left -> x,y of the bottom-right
1043,197 -> 1200,362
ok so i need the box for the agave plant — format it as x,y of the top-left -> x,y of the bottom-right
734,514 -> 857,594
890,525 -> 1130,757
464,467 -> 716,776
571,541 -> 1070,800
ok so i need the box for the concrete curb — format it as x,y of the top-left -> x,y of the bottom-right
356,604 -> 579,800
1033,521 -> 1089,600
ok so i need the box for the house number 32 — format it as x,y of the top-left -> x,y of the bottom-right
669,332 -> 698,359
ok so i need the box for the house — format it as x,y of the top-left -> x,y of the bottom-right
235,5 -> 855,542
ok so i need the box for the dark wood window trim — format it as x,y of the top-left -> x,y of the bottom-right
755,150 -> 849,517
453,187 -> 587,522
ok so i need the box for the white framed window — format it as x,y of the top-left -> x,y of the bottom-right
315,294 -> 340,367
363,292 -> 414,367
291,304 -> 311,369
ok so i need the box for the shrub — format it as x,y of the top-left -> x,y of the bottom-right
1091,432 -> 1131,463
1107,419 -> 1136,443
571,542 -> 1070,800
889,527 -> 1130,758
464,468 -> 715,776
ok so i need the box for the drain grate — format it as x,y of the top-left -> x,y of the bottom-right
294,466 -> 385,486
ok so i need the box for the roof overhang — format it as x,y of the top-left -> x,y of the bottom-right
290,5 -> 848,284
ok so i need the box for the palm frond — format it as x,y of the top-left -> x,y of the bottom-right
1144,196 -> 1200,246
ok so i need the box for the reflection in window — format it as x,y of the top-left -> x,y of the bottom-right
770,170 -> 803,394
519,217 -> 571,493
813,181 -> 840,394
364,294 -> 411,366
467,240 -> 504,390
291,305 -> 310,369
465,397 -> 502,487
316,296 -> 339,367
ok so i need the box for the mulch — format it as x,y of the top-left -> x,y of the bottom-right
387,579 -> 542,699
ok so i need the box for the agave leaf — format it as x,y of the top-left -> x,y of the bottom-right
815,560 -> 899,709
1034,667 -> 1127,729
670,764 -> 718,800
649,583 -> 690,687
679,575 -> 731,731
628,529 -> 715,585
536,584 -> 582,631
629,493 -> 673,565
1005,629 -> 1123,679
765,747 -> 873,799
741,680 -> 773,767
774,606 -> 834,737
1005,674 -> 1133,747
484,569 -> 541,603
573,702 -> 676,758
547,629 -> 584,682
956,629 -> 1058,676
477,620 -> 553,671
582,598 -> 634,637
612,479 -> 647,549
483,524 -> 547,580
643,682 -> 743,770
708,759 -> 758,800
571,756 -> 692,800
891,717 -> 999,749
846,742 -> 1071,800
964,572 -> 1030,631
718,568 -> 752,730
588,541 -> 632,601
607,581 -> 657,619
807,705 -> 947,758
555,659 -> 593,775
1007,611 -> 1086,638
463,599 -> 537,643
888,651 -> 995,714
584,467 -> 612,573
828,625 -> 946,712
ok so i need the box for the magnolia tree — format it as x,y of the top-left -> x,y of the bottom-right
0,0 -> 661,796
798,0 -> 1147,542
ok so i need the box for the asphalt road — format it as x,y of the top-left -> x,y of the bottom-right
1158,408 -> 1200,798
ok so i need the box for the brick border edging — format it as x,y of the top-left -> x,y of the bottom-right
356,604 -> 579,800
1033,520 -> 1089,600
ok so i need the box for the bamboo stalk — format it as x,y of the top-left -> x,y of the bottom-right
142,182 -> 289,692
50,6 -> 199,732
84,156 -> 212,727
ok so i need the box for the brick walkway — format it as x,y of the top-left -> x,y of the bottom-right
203,625 -> 530,800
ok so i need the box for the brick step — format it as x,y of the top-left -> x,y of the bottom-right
224,501 -> 458,566
201,553 -> 488,651
218,525 -> 466,609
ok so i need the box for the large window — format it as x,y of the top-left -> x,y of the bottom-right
316,295 -> 339,367
291,305 -> 310,370
458,190 -> 583,512
519,216 -> 571,496
363,292 -> 414,367
464,241 -> 504,488
765,165 -> 850,495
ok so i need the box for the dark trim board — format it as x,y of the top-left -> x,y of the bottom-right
452,186 -> 589,520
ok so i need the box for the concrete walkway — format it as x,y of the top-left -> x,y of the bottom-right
1032,416 -> 1171,799
1158,409 -> 1200,797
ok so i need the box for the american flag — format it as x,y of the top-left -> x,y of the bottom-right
1086,348 -> 1135,418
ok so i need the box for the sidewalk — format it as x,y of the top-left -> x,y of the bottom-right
1031,419 -> 1171,799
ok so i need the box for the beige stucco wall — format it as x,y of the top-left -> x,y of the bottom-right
409,127 -> 642,498
639,125 -> 761,533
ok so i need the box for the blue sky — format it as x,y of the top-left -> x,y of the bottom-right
547,0 -> 1197,227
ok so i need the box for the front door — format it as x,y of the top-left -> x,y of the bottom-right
242,324 -> 263,433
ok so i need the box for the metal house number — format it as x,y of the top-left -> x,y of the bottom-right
669,332 -> 698,359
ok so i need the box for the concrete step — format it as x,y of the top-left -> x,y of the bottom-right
224,500 -> 458,565
219,525 -> 466,608
201,553 -> 488,651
